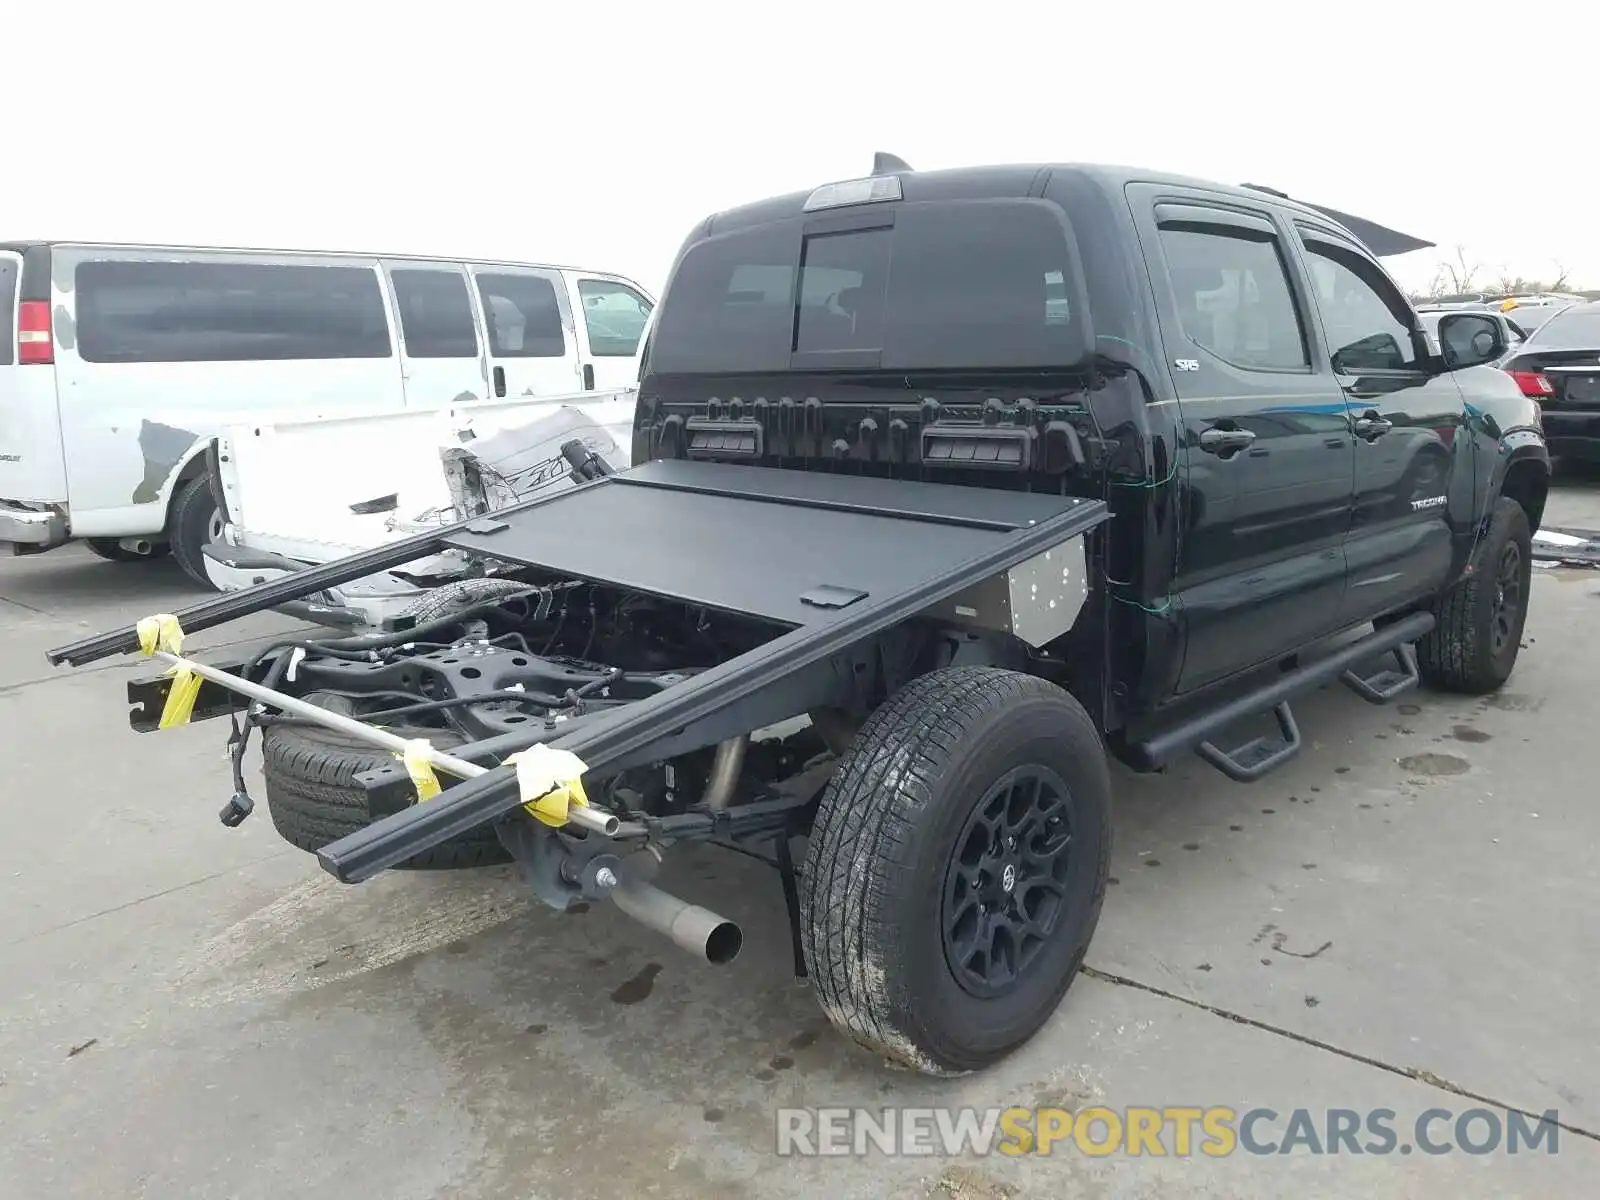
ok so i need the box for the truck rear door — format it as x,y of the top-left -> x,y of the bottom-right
1126,188 -> 1355,693
0,246 -> 69,506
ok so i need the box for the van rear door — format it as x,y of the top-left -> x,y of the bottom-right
0,245 -> 68,505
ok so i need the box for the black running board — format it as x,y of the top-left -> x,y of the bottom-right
1130,611 -> 1435,782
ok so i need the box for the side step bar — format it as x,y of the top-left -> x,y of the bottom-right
1131,611 -> 1434,782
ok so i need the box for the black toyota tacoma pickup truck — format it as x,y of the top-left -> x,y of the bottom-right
50,156 -> 1549,1077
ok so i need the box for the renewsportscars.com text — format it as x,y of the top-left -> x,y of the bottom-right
775,1105 -> 1563,1158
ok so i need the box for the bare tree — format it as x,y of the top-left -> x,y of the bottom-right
1549,261 -> 1570,292
1441,245 -> 1482,296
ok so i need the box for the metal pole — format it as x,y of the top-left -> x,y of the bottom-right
152,651 -> 619,837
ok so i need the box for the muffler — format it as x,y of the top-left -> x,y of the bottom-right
609,877 -> 743,965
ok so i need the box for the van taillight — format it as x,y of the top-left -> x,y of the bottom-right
17,300 -> 53,365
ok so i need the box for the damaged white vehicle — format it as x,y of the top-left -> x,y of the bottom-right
203,393 -> 633,629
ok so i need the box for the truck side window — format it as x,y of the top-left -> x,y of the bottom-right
391,269 -> 478,359
577,279 -> 654,357
1301,241 -> 1419,373
1157,225 -> 1308,371
476,273 -> 566,358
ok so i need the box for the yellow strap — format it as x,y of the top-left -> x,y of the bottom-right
400,739 -> 442,803
136,613 -> 202,729
507,745 -> 590,828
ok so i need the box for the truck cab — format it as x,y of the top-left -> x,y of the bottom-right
632,160 -> 1549,733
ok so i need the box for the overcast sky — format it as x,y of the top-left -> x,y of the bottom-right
11,2 -> 1593,299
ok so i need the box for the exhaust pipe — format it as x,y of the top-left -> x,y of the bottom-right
702,734 -> 748,812
117,537 -> 155,556
609,877 -> 743,964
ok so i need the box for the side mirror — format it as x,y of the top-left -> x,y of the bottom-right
1436,312 -> 1507,370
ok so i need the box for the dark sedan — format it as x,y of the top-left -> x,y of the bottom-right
1500,301 -> 1600,462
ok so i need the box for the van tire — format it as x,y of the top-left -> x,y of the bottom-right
800,667 -> 1112,1076
168,476 -> 220,588
1416,496 -> 1532,693
260,692 -> 510,870
85,538 -> 171,563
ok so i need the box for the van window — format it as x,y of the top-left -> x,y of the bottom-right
75,260 -> 392,363
577,279 -> 653,356
0,257 -> 16,366
391,269 -> 479,359
476,273 -> 566,358
1158,225 -> 1309,371
650,200 -> 1087,374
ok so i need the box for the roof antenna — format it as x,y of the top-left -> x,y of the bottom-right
872,152 -> 913,175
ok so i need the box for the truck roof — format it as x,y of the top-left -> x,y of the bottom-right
696,161 -> 1433,258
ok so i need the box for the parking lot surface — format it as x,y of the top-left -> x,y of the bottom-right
4,471 -> 1599,1199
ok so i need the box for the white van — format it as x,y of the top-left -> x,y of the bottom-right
0,242 -> 654,582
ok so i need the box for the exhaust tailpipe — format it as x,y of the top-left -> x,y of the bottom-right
609,877 -> 742,965
702,734 -> 748,812
117,537 -> 155,556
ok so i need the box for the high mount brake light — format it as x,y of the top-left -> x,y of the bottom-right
803,175 -> 902,212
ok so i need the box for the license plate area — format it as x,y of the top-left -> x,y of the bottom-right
1559,373 -> 1600,406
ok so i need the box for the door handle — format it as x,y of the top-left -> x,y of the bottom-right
582,363 -> 595,390
492,365 -> 506,398
1198,426 -> 1257,455
1353,412 -> 1392,440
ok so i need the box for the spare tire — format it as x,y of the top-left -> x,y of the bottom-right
261,692 -> 509,870
398,577 -> 540,625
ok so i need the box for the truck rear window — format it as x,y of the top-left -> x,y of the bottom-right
650,200 -> 1087,375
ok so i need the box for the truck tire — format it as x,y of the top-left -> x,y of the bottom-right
1416,495 -> 1532,694
168,475 -> 222,588
800,666 -> 1112,1075
398,577 -> 539,623
84,538 -> 170,562
261,692 -> 509,870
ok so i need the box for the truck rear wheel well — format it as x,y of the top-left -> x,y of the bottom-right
1498,459 -> 1548,533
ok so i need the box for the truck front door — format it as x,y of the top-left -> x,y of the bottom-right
1292,225 -> 1467,626
1130,190 -> 1355,693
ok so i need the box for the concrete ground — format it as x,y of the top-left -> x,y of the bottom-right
3,467 -> 1599,1199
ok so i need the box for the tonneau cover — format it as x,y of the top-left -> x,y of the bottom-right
444,459 -> 1094,627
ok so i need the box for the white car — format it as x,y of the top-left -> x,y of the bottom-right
0,241 -> 653,582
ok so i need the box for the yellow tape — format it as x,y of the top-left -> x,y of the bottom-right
400,739 -> 442,803
136,613 -> 202,729
507,745 -> 590,828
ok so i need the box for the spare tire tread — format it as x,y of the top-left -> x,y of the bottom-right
261,696 -> 508,870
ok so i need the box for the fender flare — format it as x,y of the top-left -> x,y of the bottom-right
1487,428 -> 1551,530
